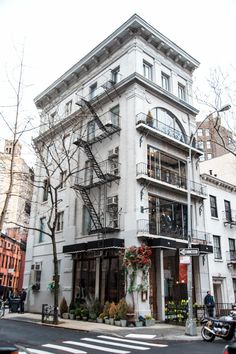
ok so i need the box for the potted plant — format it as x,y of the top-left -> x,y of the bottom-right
75,307 -> 81,320
59,297 -> 69,319
103,301 -> 111,324
69,309 -> 75,320
117,298 -> 128,327
145,314 -> 155,326
81,307 -> 89,320
97,312 -> 105,323
108,302 -> 117,325
146,110 -> 153,127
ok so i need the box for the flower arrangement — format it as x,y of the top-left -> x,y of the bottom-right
123,244 -> 152,294
123,244 -> 152,271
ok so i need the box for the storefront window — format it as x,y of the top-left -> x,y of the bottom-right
148,196 -> 187,238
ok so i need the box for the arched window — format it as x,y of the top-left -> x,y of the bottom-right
151,107 -> 186,143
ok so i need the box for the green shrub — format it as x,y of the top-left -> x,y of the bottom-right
103,301 -> 111,317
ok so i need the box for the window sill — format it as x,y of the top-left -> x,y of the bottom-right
211,217 -> 219,221
214,258 -> 223,262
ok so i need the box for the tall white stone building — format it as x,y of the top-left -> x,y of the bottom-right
24,14 -> 212,319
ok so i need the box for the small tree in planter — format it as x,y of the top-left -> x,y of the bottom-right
59,297 -> 69,319
108,302 -> 117,325
97,312 -> 105,323
81,307 -> 89,320
103,301 -> 111,324
75,307 -> 82,320
117,298 -> 128,327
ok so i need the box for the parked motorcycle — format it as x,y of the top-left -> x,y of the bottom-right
201,311 -> 236,342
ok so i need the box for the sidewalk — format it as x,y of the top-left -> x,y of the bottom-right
3,311 -> 202,341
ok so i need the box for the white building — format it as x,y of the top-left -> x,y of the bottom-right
24,14 -> 212,319
201,160 -> 236,309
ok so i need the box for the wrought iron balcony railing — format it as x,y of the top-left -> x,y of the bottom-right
222,210 -> 236,226
136,162 -> 207,196
136,112 -> 203,150
226,251 -> 236,263
191,229 -> 212,244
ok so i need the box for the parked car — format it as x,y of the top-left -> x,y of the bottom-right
223,342 -> 236,354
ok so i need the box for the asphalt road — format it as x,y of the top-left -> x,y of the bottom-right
0,319 -> 231,354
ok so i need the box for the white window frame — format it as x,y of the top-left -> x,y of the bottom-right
65,100 -> 72,115
56,211 -> 64,232
206,141 -> 211,149
213,235 -> 222,260
143,61 -> 153,80
161,72 -> 170,91
178,83 -> 186,101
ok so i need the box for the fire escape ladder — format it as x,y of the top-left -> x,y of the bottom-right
76,139 -> 106,181
76,186 -> 103,230
80,98 -> 108,134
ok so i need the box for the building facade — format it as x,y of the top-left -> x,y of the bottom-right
197,118 -> 233,161
24,14 -> 212,319
200,166 -> 236,309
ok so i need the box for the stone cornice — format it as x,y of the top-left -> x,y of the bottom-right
201,173 -> 236,192
35,14 -> 199,108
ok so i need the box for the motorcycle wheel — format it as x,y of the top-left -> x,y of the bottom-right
201,327 -> 215,342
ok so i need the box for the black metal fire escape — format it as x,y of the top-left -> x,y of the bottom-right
73,81 -> 120,234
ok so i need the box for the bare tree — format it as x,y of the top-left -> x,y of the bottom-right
195,66 -> 236,156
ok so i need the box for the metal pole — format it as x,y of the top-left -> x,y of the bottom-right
185,150 -> 197,336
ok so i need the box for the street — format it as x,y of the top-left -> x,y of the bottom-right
0,319 -> 230,354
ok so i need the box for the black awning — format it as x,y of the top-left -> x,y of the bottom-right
63,238 -> 124,254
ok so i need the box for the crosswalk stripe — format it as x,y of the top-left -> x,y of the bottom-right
81,338 -> 149,350
26,349 -> 55,354
42,344 -> 86,354
63,341 -> 130,354
125,335 -> 156,340
98,335 -> 168,347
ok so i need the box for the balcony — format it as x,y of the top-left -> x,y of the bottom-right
136,112 -> 203,154
226,251 -> 236,264
191,229 -> 212,244
137,218 -> 187,241
136,162 -> 207,197
223,210 -> 236,227
74,159 -> 121,189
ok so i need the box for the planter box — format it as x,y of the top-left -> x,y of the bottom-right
97,318 -> 103,323
62,313 -> 69,319
135,321 -> 143,327
109,318 -> 114,325
120,319 -> 127,327
104,318 -> 110,325
69,314 -> 75,320
145,319 -> 155,326
114,320 -> 121,326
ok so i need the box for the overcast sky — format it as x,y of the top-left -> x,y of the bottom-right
0,0 -> 235,165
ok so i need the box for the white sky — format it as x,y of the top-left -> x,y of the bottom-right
0,0 -> 235,165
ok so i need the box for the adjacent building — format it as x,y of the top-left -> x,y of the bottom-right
0,139 -> 33,296
200,159 -> 236,310
24,14 -> 213,319
197,117 -> 233,161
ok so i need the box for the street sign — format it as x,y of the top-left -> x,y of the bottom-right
180,256 -> 190,264
179,248 -> 199,256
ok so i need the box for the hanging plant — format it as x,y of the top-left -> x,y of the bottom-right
123,244 -> 152,293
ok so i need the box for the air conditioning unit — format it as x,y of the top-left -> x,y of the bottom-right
107,196 -> 118,206
104,120 -> 113,127
108,147 -> 119,159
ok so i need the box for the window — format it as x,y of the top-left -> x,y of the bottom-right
87,120 -> 95,142
198,141 -> 204,150
111,66 -> 120,84
43,179 -> 49,202
233,279 -> 236,302
24,201 -> 31,215
229,238 -> 235,261
49,112 -> 56,126
161,72 -> 170,91
59,171 -> 67,189
82,206 -> 91,235
89,83 -> 97,99
143,61 -> 153,80
110,105 -> 119,126
205,129 -> 210,137
198,129 -> 203,137
213,235 -> 222,259
210,195 -> 218,218
207,153 -> 212,159
39,217 -> 46,243
56,211 -> 64,232
199,153 -> 205,161
224,200 -> 232,221
178,84 -> 186,101
65,100 -> 72,115
206,141 -> 211,149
